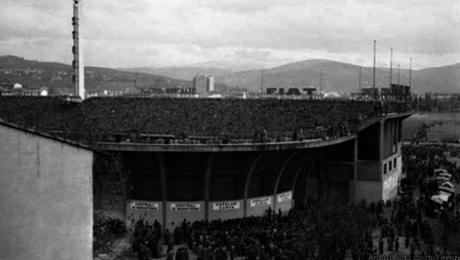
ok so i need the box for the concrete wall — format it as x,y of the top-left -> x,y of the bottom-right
355,150 -> 402,203
126,200 -> 163,231
383,119 -> 400,158
208,200 -> 244,221
382,152 -> 402,177
354,180 -> 383,203
305,177 -> 318,200
0,125 -> 93,260
323,164 -> 353,180
382,155 -> 402,201
326,180 -> 349,203
166,201 -> 205,231
357,160 -> 381,180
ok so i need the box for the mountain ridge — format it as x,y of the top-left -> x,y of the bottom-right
0,55 -> 193,94
1,55 -> 459,94
136,59 -> 460,94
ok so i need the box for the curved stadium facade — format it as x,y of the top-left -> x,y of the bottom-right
0,96 -> 410,230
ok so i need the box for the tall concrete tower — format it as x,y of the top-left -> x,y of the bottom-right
72,0 -> 85,99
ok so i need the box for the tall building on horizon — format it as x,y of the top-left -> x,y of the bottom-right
193,74 -> 207,96
193,74 -> 215,96
207,76 -> 215,92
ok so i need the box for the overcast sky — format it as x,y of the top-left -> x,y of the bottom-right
1,0 -> 459,69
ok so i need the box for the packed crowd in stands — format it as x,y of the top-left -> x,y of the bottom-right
0,96 -> 409,145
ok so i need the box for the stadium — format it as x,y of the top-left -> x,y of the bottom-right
0,96 -> 410,232
0,1 -> 418,258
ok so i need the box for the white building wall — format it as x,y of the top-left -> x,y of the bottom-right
382,154 -> 402,201
207,76 -> 215,92
0,124 -> 93,260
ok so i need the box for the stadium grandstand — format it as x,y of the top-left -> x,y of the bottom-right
0,96 -> 411,232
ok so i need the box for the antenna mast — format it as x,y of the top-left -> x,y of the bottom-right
372,40 -> 377,99
409,57 -> 412,87
320,70 -> 323,96
358,66 -> 362,90
389,48 -> 393,86
260,69 -> 264,95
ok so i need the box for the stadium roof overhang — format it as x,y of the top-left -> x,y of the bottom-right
93,134 -> 357,152
358,112 -> 412,131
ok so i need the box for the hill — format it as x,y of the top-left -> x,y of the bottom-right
136,59 -> 460,94
121,59 -> 265,81
413,63 -> 460,94
185,60 -> 264,71
122,66 -> 232,81
216,60 -> 460,94
0,56 -> 193,94
2,56 -> 459,95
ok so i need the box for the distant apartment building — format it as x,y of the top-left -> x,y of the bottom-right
193,74 -> 207,95
193,74 -> 215,96
207,76 -> 215,92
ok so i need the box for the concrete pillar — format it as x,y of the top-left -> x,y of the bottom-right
204,153 -> 215,221
291,154 -> 311,193
243,152 -> 264,217
273,152 -> 299,209
379,119 -> 385,176
350,138 -> 358,202
155,153 -> 167,231
290,153 -> 310,207
304,160 -> 319,204
292,156 -> 318,207
318,152 -> 325,200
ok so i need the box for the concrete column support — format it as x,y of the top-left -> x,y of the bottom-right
243,152 -> 264,217
291,154 -> 311,193
305,159 -> 319,201
350,138 -> 358,202
273,151 -> 299,209
155,153 -> 167,232
379,119 -> 385,177
204,153 -> 215,221
289,153 -> 310,208
292,156 -> 318,206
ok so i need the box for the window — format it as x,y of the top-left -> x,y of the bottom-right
389,161 -> 392,171
384,164 -> 387,174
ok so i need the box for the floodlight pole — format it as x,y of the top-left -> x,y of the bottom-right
373,40 -> 377,100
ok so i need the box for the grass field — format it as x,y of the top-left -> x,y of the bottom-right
402,112 -> 460,141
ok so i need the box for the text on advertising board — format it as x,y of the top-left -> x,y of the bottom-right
130,201 -> 160,211
212,201 -> 241,211
170,202 -> 201,211
277,191 -> 292,203
249,197 -> 272,207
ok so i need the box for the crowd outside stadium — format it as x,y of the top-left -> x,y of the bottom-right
92,143 -> 460,260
